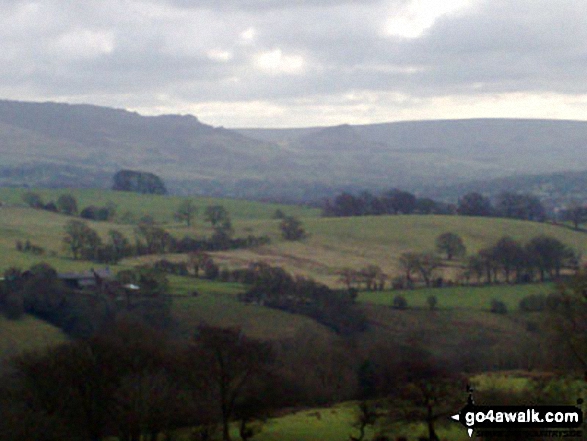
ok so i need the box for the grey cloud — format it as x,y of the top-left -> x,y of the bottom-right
155,0 -> 391,11
1,0 -> 587,124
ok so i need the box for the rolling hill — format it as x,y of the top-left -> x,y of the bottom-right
0,188 -> 574,411
2,187 -> 585,286
2,98 -> 587,201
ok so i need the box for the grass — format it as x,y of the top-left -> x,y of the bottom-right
0,314 -> 68,363
0,206 -> 137,272
250,403 -> 378,441
248,370 -> 580,441
167,274 -> 334,341
167,275 -> 245,296
1,188 -> 585,441
214,214 -> 587,286
170,402 -> 469,441
359,283 -> 555,311
0,188 -> 320,223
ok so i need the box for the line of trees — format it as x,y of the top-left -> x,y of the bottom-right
323,189 -> 454,217
457,191 -> 546,220
62,217 -> 270,264
0,323 -> 279,441
238,262 -> 367,335
393,234 -> 577,289
21,191 -> 119,221
322,189 -> 549,222
463,235 -> 578,285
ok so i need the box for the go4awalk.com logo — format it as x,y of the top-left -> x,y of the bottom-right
450,387 -> 583,438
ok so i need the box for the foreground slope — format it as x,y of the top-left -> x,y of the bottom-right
0,315 -> 68,364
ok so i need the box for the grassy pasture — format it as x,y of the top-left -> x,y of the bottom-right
359,283 -> 555,311
3,197 -> 587,284
1,188 -> 583,441
169,275 -> 334,340
0,188 -> 320,223
248,370 -> 580,441
170,402 -> 469,441
0,315 -> 68,364
0,206 -> 136,272
213,215 -> 587,286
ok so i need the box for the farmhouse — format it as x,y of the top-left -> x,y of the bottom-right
58,268 -> 113,290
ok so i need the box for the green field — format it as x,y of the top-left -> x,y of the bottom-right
2,188 -> 586,284
244,403 -> 466,441
0,315 -> 68,363
1,188 -> 585,441
169,276 -> 332,340
0,188 -> 320,223
214,214 -> 587,286
359,283 -> 555,311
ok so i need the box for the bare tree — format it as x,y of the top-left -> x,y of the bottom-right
190,326 -> 274,441
175,200 -> 197,227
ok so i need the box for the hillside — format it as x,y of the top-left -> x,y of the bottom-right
0,99 -> 290,190
0,315 -> 68,365
2,187 -> 585,282
212,215 -> 587,286
3,99 -> 587,200
424,169 -> 587,210
0,188 -> 320,272
238,118 -> 587,191
0,188 -> 575,437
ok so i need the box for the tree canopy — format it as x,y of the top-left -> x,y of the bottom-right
112,169 -> 167,195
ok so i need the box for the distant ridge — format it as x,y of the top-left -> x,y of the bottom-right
1,99 -> 587,201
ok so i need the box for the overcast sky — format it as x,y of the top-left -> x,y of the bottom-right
2,0 -> 587,127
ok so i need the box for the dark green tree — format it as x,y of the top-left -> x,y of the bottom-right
457,192 -> 493,216
561,202 -> 587,230
279,216 -> 306,241
112,170 -> 167,195
108,229 -> 130,260
398,252 -> 441,287
526,235 -> 577,282
204,205 -> 230,227
435,232 -> 466,260
21,191 -> 44,209
491,236 -> 526,283
56,193 -> 78,215
62,220 -> 102,260
494,192 -> 545,221
387,355 -> 465,441
135,223 -> 173,254
381,189 -> 417,214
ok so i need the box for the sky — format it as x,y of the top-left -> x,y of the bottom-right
2,0 -> 587,128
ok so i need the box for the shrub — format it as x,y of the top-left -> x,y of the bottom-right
219,268 -> 231,282
280,215 -> 306,241
545,292 -> 564,311
519,294 -> 547,312
426,294 -> 438,310
392,295 -> 408,310
490,299 -> 508,314
3,293 -> 25,320
203,260 -> 220,280
44,201 -> 58,212
16,239 -> 45,255
272,209 -> 286,219
21,191 -> 44,208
